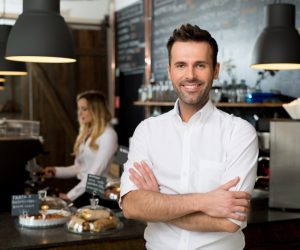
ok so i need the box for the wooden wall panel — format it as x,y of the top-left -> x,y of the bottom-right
72,27 -> 108,95
20,24 -> 109,167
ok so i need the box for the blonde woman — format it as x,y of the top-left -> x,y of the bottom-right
44,90 -> 118,207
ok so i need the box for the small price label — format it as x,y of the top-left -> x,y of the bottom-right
86,174 -> 107,197
11,194 -> 40,216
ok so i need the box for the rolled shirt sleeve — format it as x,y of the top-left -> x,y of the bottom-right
120,121 -> 149,206
222,119 -> 258,227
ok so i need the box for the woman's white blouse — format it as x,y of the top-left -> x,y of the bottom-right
55,126 -> 118,201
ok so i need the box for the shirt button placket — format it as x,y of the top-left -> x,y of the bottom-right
180,125 -> 191,193
178,124 -> 191,249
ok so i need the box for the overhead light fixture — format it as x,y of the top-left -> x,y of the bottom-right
0,25 -> 27,75
0,76 -> 5,82
251,3 -> 300,70
5,0 -> 76,63
0,80 -> 5,90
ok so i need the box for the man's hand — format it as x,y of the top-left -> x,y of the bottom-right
128,161 -> 250,221
200,177 -> 251,221
129,161 -> 159,192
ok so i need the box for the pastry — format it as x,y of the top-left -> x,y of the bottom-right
19,209 -> 71,227
67,207 -> 120,233
104,187 -> 120,200
93,216 -> 118,232
79,208 -> 110,221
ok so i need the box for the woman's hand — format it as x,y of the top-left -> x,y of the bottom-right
59,192 -> 71,201
129,161 -> 159,192
43,167 -> 56,179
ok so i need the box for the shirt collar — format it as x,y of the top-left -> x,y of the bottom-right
173,99 -> 215,124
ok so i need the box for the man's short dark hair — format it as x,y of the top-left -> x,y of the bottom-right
166,24 -> 218,68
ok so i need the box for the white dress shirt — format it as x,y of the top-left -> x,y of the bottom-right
55,125 -> 118,201
120,100 -> 258,250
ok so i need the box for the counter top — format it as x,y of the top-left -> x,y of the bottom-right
248,198 -> 300,224
244,198 -> 300,250
1,198 -> 300,250
0,213 -> 146,250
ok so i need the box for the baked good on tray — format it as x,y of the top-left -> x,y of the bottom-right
19,209 -> 71,227
103,186 -> 120,201
18,194 -> 71,228
67,207 -> 120,234
103,178 -> 120,201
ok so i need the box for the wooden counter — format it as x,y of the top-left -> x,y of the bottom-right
1,198 -> 300,250
0,213 -> 146,250
244,198 -> 300,250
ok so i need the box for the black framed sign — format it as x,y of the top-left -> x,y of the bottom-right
85,174 -> 107,197
11,194 -> 40,216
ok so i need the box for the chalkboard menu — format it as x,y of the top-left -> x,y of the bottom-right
151,0 -> 300,98
114,0 -> 300,99
116,1 -> 145,75
85,174 -> 107,197
11,194 -> 40,216
152,0 -> 255,80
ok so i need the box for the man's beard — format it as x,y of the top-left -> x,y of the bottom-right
174,78 -> 209,106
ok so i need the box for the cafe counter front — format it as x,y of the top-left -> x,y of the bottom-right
0,137 -> 44,213
0,214 -> 145,250
1,198 -> 300,250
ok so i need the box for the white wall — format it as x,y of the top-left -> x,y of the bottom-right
115,0 -> 140,11
0,0 -> 139,24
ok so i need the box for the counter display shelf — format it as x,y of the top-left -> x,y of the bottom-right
133,101 -> 287,108
134,101 -> 289,119
0,213 -> 146,250
1,198 -> 300,250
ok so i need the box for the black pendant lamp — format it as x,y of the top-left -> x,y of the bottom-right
5,0 -> 76,63
0,25 -> 27,75
251,3 -> 300,70
0,77 -> 5,90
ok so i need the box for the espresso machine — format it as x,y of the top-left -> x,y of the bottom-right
269,120 -> 300,209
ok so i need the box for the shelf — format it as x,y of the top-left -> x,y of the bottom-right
134,101 -> 175,107
134,101 -> 286,108
216,102 -> 286,108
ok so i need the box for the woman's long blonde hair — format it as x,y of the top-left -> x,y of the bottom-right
73,90 -> 112,155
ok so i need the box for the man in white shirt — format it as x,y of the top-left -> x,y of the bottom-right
120,24 -> 258,250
